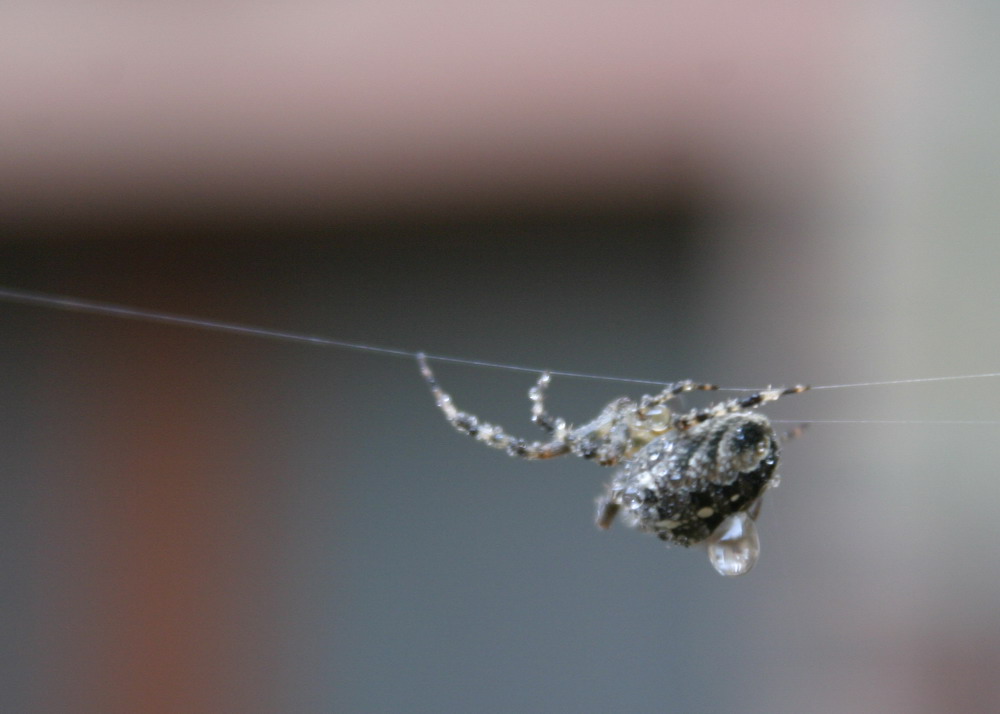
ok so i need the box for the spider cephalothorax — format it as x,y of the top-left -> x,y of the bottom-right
418,354 -> 807,576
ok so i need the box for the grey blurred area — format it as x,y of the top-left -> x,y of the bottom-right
3,3 -> 1000,713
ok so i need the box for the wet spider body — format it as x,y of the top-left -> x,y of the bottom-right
417,354 -> 807,574
597,412 -> 780,546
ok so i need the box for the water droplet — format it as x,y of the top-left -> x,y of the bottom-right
621,492 -> 640,508
642,406 -> 671,434
706,512 -> 760,576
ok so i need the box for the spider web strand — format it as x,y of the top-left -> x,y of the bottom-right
4,286 -> 1000,401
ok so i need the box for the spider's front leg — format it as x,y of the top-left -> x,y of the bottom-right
672,384 -> 810,431
635,380 -> 719,420
624,379 -> 720,446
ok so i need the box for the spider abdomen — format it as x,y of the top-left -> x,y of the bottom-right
608,412 -> 780,546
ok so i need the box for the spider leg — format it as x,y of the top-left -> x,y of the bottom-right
779,423 -> 809,444
672,385 -> 810,431
595,495 -> 620,529
528,372 -> 568,436
529,373 -> 629,464
417,354 -> 571,460
635,380 -> 718,418
419,354 -> 634,464
565,399 -> 636,466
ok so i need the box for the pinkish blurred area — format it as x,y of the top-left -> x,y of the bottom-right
2,2 -> 854,229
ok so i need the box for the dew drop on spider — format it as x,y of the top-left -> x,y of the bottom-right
706,511 -> 760,576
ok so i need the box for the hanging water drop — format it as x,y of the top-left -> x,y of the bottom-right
706,511 -> 760,576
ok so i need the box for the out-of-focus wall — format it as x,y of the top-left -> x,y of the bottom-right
1,2 -> 844,229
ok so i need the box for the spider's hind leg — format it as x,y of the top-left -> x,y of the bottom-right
528,372 -> 627,465
417,353 -> 571,460
529,372 -> 568,436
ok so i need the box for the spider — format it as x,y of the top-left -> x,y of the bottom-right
417,354 -> 808,576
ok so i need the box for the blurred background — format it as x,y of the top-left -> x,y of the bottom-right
3,2 -> 1000,713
